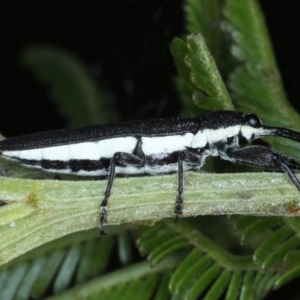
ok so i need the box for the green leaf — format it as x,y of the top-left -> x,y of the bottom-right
171,33 -> 234,113
254,225 -> 292,262
139,221 -> 261,299
261,236 -> 300,270
137,214 -> 300,298
274,265 -> 300,289
224,0 -> 300,160
184,0 -> 234,79
137,274 -> 160,299
0,230 -> 117,299
120,280 -> 143,300
14,256 -> 47,300
169,249 -> 203,291
31,251 -> 65,298
184,0 -> 224,39
185,32 -> 233,110
240,217 -> 280,243
255,273 -> 280,299
185,263 -> 221,300
117,233 -> 134,265
239,271 -> 254,300
0,263 -> 29,300
233,216 -> 262,231
284,251 -> 300,267
225,271 -> 242,300
3,169 -> 300,266
170,37 -> 203,114
147,236 -> 190,265
139,228 -> 179,257
173,255 -> 212,297
152,274 -> 171,300
21,45 -> 117,127
44,257 -> 179,300
233,216 -> 300,272
75,238 -> 113,284
203,269 -> 231,300
53,246 -> 81,293
284,217 -> 300,234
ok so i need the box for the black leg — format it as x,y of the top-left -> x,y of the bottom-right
174,151 -> 185,221
173,149 -> 205,222
100,154 -> 117,235
277,160 -> 300,191
100,152 -> 144,235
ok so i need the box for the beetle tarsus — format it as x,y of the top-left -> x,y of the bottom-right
174,194 -> 183,222
100,205 -> 107,235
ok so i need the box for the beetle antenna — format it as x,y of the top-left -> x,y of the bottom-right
262,126 -> 300,142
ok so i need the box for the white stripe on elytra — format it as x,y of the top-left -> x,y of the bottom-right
42,165 -> 147,176
141,133 -> 194,155
2,137 -> 138,161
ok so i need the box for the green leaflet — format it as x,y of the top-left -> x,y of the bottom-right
233,215 -> 300,292
0,231 -> 114,299
0,230 -> 180,300
254,225 -> 293,262
171,0 -> 300,296
137,220 -> 282,299
171,33 -> 234,112
225,271 -> 242,300
224,0 -> 300,160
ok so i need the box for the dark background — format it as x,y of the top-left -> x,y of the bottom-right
2,1 -> 300,298
2,1 -> 300,137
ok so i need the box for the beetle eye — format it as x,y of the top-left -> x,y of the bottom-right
245,113 -> 262,128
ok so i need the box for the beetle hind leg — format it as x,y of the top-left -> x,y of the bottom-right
225,145 -> 300,192
273,153 -> 300,191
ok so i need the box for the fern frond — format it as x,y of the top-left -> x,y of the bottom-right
184,0 -> 237,82
171,33 -> 234,113
0,227 -> 184,300
0,230 -> 116,299
225,271 -> 242,300
45,256 -> 180,300
138,217 -> 300,299
233,215 -> 300,287
274,264 -> 300,290
223,0 -> 300,160
138,220 -> 269,299
254,225 -> 292,262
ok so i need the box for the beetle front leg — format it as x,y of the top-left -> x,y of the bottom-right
100,152 -> 144,235
225,145 -> 300,191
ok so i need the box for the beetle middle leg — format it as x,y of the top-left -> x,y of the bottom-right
174,149 -> 205,221
100,152 -> 144,235
175,151 -> 185,221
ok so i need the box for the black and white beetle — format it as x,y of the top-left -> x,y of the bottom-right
1,111 -> 300,234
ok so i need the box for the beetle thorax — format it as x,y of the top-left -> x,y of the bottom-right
191,125 -> 242,149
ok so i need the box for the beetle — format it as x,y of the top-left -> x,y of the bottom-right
1,111 -> 300,234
